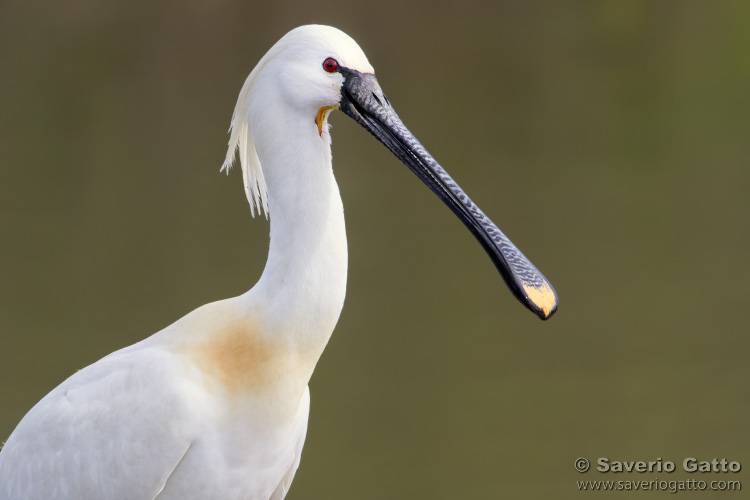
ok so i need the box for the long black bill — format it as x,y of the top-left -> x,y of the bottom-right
339,68 -> 558,320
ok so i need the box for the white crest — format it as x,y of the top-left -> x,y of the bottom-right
221,49 -> 276,218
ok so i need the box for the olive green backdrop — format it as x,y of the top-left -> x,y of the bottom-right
1,1 -> 748,498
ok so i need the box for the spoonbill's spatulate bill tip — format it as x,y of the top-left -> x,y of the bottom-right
0,24 -> 558,499
524,281 -> 558,320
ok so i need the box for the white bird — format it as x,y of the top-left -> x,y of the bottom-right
0,25 -> 557,500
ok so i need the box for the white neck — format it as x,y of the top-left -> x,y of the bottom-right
245,110 -> 347,365
148,88 -> 347,415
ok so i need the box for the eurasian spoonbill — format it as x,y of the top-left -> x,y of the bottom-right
0,24 -> 557,500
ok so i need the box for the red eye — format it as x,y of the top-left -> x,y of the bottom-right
323,57 -> 338,73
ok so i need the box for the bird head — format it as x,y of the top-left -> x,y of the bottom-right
223,25 -> 558,320
221,25 -> 372,217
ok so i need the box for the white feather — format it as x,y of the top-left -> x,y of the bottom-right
221,47 -> 276,218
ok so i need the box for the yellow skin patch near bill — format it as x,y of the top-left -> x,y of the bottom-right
523,281 -> 558,319
315,105 -> 338,136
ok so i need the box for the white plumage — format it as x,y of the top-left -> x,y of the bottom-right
1,21 -> 558,500
1,25 -> 369,499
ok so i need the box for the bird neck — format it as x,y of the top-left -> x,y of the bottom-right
247,114 -> 347,366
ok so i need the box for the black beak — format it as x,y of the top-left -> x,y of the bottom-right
339,68 -> 558,320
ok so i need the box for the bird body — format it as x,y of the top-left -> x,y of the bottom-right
0,298 -> 314,499
1,24 -> 556,499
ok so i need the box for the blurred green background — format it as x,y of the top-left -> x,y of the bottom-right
1,1 -> 748,498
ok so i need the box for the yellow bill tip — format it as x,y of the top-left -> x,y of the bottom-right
522,281 -> 558,320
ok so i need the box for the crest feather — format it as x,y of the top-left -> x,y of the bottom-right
221,52 -> 275,218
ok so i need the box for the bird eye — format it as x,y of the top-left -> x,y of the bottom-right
323,57 -> 339,73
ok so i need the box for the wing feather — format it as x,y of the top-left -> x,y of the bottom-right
0,347 -> 198,500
